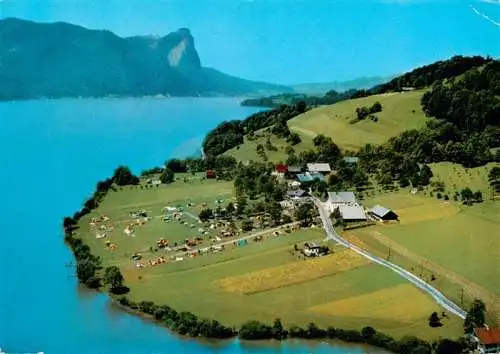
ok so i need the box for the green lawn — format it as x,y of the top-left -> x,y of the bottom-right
288,90 -> 428,150
225,131 -> 314,163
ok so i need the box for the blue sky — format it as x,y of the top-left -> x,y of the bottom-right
0,0 -> 499,84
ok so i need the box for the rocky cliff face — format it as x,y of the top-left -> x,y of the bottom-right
0,18 -> 291,100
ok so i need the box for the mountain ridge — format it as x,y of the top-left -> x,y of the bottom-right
0,18 -> 291,100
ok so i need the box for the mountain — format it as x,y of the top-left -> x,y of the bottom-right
0,18 -> 291,100
292,76 -> 394,95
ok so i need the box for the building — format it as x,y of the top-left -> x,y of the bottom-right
343,156 -> 359,165
296,172 -> 325,183
307,163 -> 331,174
273,164 -> 288,178
473,327 -> 500,354
328,191 -> 366,221
369,205 -> 398,221
206,170 -> 216,179
338,205 -> 367,221
286,189 -> 307,199
151,179 -> 161,187
328,192 -> 357,208
303,242 -> 326,257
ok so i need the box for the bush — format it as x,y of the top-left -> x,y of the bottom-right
436,192 -> 442,199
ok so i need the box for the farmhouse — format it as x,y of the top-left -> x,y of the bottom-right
303,242 -> 327,257
328,192 -> 357,208
307,163 -> 331,174
337,205 -> 367,222
328,191 -> 366,221
287,165 -> 304,177
151,179 -> 161,187
473,327 -> 500,354
370,205 -> 399,221
273,164 -> 288,178
296,172 -> 325,183
206,169 -> 216,179
286,189 -> 307,199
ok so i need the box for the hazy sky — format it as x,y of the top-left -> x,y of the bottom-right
1,0 -> 499,84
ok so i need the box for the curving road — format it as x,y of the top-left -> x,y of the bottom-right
313,198 -> 467,319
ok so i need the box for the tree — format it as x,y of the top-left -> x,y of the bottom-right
473,191 -> 483,203
460,187 -> 474,205
295,202 -> 315,226
464,299 -> 486,333
165,158 -> 187,173
268,202 -> 282,225
489,166 -> 500,196
236,195 -> 247,215
271,318 -> 287,340
371,101 -> 382,113
419,164 -> 433,186
113,166 -> 139,186
159,168 -> 174,184
241,219 -> 253,232
287,132 -> 301,145
428,312 -> 442,327
103,266 -> 124,292
435,339 -> 464,354
361,326 -> 377,340
226,202 -> 235,215
199,208 -> 213,222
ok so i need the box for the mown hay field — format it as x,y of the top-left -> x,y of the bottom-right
288,91 -> 428,150
216,250 -> 369,294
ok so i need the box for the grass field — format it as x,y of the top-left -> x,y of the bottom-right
350,191 -> 500,324
429,162 -> 500,199
75,173 -> 469,341
75,173 -> 235,266
225,131 -> 314,163
288,91 -> 428,150
216,249 -> 369,294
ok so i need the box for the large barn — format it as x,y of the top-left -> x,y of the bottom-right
370,205 -> 398,221
328,192 -> 366,221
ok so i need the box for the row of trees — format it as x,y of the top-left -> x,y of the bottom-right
63,166 -> 140,288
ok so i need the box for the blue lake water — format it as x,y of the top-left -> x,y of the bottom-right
0,97 -> 382,354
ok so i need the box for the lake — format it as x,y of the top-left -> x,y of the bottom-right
0,97 -> 382,354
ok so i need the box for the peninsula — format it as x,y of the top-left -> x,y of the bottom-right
64,56 -> 500,354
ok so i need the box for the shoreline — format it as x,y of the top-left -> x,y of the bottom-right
61,162 -> 450,354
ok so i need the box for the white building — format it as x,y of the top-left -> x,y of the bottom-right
328,191 -> 366,221
307,163 -> 331,174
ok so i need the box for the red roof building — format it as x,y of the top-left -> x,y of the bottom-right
275,164 -> 288,173
206,170 -> 216,179
474,327 -> 500,353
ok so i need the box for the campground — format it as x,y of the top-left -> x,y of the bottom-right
75,172 -> 468,341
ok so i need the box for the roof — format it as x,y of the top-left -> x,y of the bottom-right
286,189 -> 306,198
275,164 -> 288,173
343,156 -> 359,164
339,205 -> 366,220
305,242 -> 321,249
307,163 -> 331,173
309,172 -> 325,181
474,328 -> 500,345
328,192 -> 357,204
371,204 -> 393,218
297,172 -> 324,183
288,165 -> 303,173
296,173 -> 313,182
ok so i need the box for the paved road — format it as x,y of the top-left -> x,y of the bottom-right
313,198 -> 467,319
